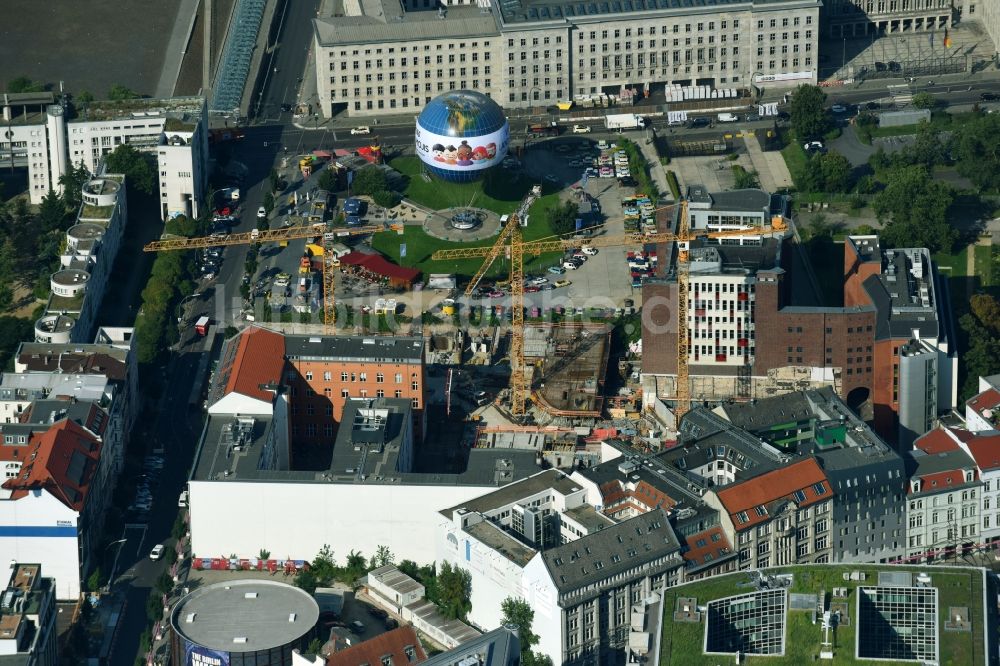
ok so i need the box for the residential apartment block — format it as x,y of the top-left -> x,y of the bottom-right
715,388 -> 907,563
35,175 -> 126,345
0,93 -> 208,219
643,233 -> 956,447
704,458 -> 835,569
0,563 -> 57,666
313,0 -> 822,118
437,473 -> 683,666
903,428 -> 981,562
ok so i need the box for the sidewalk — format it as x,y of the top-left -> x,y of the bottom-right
637,138 -> 673,203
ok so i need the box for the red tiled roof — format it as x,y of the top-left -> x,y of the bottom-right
2,420 -> 101,512
326,626 -> 426,666
597,479 -> 677,514
716,458 -> 830,531
222,327 -> 286,403
962,434 -> 1000,471
967,387 -> 1000,413
339,252 -> 421,283
682,525 -> 733,569
918,469 -> 975,492
914,427 -> 969,455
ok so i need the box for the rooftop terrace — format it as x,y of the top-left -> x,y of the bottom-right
659,564 -> 987,666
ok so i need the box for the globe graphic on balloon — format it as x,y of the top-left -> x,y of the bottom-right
414,90 -> 510,182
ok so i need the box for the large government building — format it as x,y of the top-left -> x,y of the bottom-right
313,0 -> 824,118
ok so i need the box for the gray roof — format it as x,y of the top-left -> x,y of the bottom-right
563,504 -> 615,533
465,520 -> 538,566
423,627 -> 520,666
495,0 -> 819,25
863,247 -> 940,341
170,579 -> 318,651
367,565 -> 425,596
686,237 -> 781,275
906,448 -> 978,493
687,186 -> 771,213
284,334 -> 423,363
439,469 -> 580,517
541,508 -> 680,593
314,5 -> 499,46
329,398 -> 411,481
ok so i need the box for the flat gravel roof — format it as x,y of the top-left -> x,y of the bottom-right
171,579 -> 319,651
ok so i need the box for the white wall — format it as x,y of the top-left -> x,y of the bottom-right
521,555 -> 562,666
0,492 -> 80,599
189,481 -> 494,565
436,520 -> 526,632
208,393 -> 273,416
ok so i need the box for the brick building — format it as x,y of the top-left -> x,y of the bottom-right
209,326 -> 426,455
642,234 -> 956,446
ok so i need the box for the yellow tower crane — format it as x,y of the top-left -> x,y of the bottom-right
143,223 -> 389,332
433,200 -> 786,418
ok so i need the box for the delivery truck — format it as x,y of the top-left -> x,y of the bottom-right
194,316 -> 210,336
527,121 -> 561,136
605,114 -> 646,130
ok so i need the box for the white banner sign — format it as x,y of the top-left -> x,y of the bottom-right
754,71 -> 815,84
415,121 -> 510,172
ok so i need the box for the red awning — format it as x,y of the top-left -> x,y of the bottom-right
339,252 -> 420,283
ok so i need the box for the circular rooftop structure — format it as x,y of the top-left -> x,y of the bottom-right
34,315 -> 75,344
170,579 -> 318,663
50,269 -> 90,296
81,178 -> 120,208
67,223 -> 105,245
415,89 -> 509,182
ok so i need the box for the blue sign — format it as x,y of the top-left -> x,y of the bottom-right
185,641 -> 229,666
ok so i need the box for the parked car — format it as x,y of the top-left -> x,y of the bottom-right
562,261 -> 579,270
981,92 -> 999,102
525,285 -> 541,293
554,279 -> 572,288
582,246 -> 598,256
528,277 -> 548,286
688,117 -> 711,128
831,104 -> 848,113
351,126 -> 371,135
257,206 -> 266,219
548,266 -> 566,275
745,113 -> 760,122
349,620 -> 366,634
572,124 -> 592,133
803,140 -> 825,153
487,290 -> 505,298
149,545 -> 165,561
368,607 -> 388,620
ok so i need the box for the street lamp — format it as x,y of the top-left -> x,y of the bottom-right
103,538 -> 129,593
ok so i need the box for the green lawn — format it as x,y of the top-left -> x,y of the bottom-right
374,157 -> 566,279
780,141 -> 807,189
868,110 -> 982,140
974,244 -> 993,287
932,246 -> 969,278
660,565 -> 986,666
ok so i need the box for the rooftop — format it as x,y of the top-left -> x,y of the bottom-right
2,420 -> 101,512
76,96 -> 205,123
659,564 -> 987,666
367,565 -> 425,597
906,445 -> 978,497
14,344 -> 128,379
329,398 -> 412,482
326,626 -> 427,666
541,508 -> 681,593
687,237 -> 782,276
440,469 -> 582,517
314,3 -> 498,46
284,331 -> 424,362
862,247 -> 940,341
423,627 -> 519,666
686,186 -> 771,213
465,519 -> 538,567
169,579 -> 318,652
495,0 -> 820,25
715,458 -> 831,531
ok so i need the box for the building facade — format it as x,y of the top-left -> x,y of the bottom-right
0,93 -> 208,219
0,564 -> 57,666
704,458 -> 835,569
313,0 -> 822,118
903,428 -> 981,562
821,0 -> 956,38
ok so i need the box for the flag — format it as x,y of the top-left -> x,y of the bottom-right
347,170 -> 354,185
943,30 -> 952,48
400,243 -> 407,258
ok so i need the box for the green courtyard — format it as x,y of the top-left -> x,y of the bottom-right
660,564 -> 987,666
372,157 -> 564,279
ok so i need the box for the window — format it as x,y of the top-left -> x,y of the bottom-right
376,372 -> 384,383
305,371 -> 313,380
323,371 -> 332,381
812,482 -> 826,496
395,373 -> 402,383
341,372 -> 348,381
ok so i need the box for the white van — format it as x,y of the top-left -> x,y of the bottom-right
717,113 -> 739,123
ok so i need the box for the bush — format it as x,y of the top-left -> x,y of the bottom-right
372,190 -> 401,208
665,171 -> 681,200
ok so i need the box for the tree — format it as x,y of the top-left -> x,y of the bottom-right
104,144 -> 155,194
789,84 -> 830,141
307,638 -> 324,656
548,200 -> 580,236
436,561 -> 472,620
911,91 -> 937,110
76,90 -> 95,106
107,84 -> 139,101
970,294 -> 1000,335
294,568 -> 319,595
373,190 -> 401,208
58,161 -> 91,211
732,166 -> 760,190
501,597 -> 541,663
318,168 -> 339,192
6,76 -> 43,93
263,192 -> 275,215
352,165 -> 388,197
38,189 -> 66,232
952,112 -> 1000,192
0,317 -> 34,369
373,545 -> 395,568
87,566 -> 104,592
154,571 -> 174,596
872,165 -> 956,253
817,151 -> 852,193
345,549 -> 367,582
